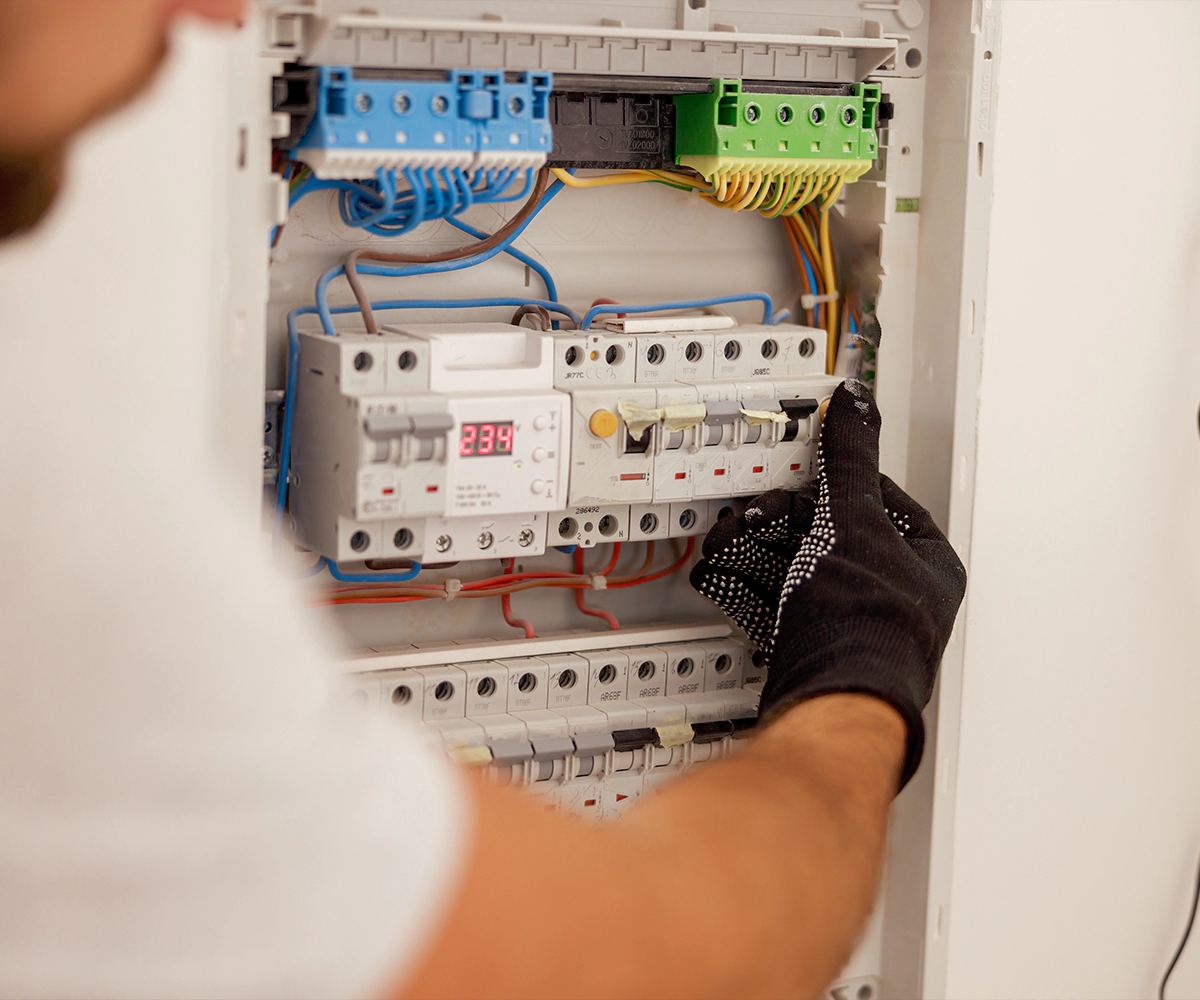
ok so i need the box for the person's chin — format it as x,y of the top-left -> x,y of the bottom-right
0,146 -> 64,239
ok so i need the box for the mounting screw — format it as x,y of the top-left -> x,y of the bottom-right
517,528 -> 535,547
477,531 -> 494,550
434,534 -> 452,553
508,95 -> 524,116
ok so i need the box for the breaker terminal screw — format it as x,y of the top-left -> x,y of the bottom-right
477,531 -> 494,550
517,528 -> 535,547
435,534 -> 452,553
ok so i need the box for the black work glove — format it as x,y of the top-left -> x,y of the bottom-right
690,380 -> 966,787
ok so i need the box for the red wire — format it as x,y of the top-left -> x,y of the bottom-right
572,546 -> 620,631
499,559 -> 536,637
609,537 -> 695,588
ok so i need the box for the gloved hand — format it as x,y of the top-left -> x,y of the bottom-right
690,380 -> 966,787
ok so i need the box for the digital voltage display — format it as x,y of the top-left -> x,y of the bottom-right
458,421 -> 514,457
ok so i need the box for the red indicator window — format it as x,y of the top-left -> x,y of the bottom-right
458,421 -> 514,457
425,485 -> 438,492
619,473 -> 648,481
752,466 -> 763,474
674,472 -> 686,480
790,463 -> 800,471
382,487 -> 394,495
714,468 -> 726,476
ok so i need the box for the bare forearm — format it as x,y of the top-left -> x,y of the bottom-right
396,694 -> 904,1000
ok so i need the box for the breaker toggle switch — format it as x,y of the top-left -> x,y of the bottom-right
364,412 -> 454,466
779,397 -> 819,442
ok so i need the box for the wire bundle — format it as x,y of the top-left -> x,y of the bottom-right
288,163 -> 535,237
312,540 -> 697,638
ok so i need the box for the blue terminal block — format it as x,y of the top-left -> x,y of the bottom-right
294,66 -> 553,180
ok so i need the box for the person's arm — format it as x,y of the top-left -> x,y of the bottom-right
398,693 -> 904,1000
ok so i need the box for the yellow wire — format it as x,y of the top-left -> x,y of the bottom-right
744,173 -> 776,213
549,167 -> 658,188
818,205 -> 838,373
821,174 -> 847,212
758,174 -> 792,218
731,173 -> 766,212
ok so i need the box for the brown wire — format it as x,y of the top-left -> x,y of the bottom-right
345,168 -> 553,333
510,304 -> 551,330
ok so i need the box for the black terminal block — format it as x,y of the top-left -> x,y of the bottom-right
547,92 -> 676,170
272,65 -> 319,151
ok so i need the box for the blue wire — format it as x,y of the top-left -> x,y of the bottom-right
581,293 -> 782,330
849,312 -> 858,334
443,216 -> 557,302
321,556 -> 423,583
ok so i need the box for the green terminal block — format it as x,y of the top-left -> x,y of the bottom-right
673,80 -> 881,187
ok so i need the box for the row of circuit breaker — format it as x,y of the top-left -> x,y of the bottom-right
289,320 -> 838,563
348,637 -> 760,821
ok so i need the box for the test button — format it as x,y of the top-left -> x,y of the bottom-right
530,479 -> 546,495
532,414 -> 549,431
531,447 -> 547,463
589,409 -> 618,438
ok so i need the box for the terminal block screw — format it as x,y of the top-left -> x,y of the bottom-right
393,92 -> 411,115
508,95 -> 524,116
431,94 -> 450,115
353,92 -> 372,114
518,528 -> 535,547
477,531 -> 494,550
435,534 -> 452,553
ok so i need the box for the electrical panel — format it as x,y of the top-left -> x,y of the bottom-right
256,1 -> 973,995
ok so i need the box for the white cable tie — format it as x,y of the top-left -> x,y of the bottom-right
800,291 -> 840,309
442,578 -> 463,601
590,575 -> 607,591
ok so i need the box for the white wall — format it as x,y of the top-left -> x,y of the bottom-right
946,3 -> 1200,997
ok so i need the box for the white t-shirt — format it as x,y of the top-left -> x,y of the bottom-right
0,122 -> 467,1000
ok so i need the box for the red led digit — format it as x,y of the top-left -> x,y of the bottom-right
459,423 -> 477,456
497,423 -> 514,453
478,423 -> 496,455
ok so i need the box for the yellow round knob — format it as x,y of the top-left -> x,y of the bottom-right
589,409 -> 619,438
819,396 -> 832,421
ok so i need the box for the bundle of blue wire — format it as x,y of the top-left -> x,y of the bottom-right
289,164 -> 534,238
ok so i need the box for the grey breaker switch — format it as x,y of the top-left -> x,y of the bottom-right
703,400 -> 742,425
531,736 -> 576,761
488,738 -> 533,766
363,412 -> 454,440
364,412 -> 413,440
409,413 -> 455,438
572,732 -> 615,757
